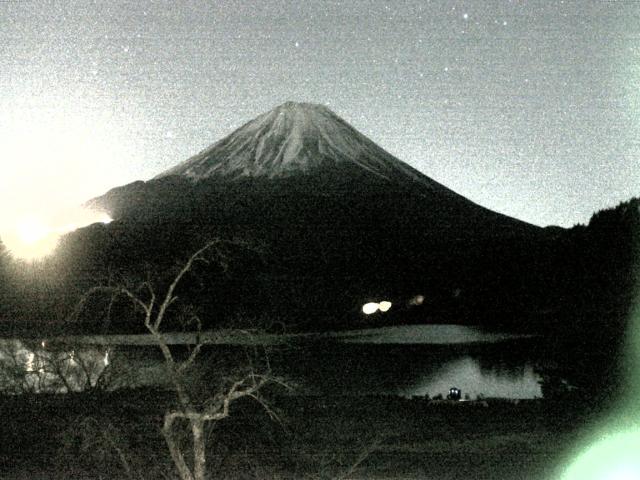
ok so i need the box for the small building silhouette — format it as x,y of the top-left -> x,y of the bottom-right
447,387 -> 461,401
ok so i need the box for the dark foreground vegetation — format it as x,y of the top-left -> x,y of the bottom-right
0,196 -> 636,479
0,389 -> 592,480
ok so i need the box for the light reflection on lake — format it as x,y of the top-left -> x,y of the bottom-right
279,341 -> 542,399
334,324 -> 535,345
0,325 -> 542,398
402,356 -> 541,399
0,339 -> 110,393
335,325 -> 541,399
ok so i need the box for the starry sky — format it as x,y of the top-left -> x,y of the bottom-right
1,0 -> 639,228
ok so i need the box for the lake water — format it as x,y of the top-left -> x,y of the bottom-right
277,339 -> 542,399
0,325 -> 542,398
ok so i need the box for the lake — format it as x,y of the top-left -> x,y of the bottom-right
0,325 -> 542,398
277,327 -> 542,399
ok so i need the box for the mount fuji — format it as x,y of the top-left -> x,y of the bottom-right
80,102 -> 545,329
93,101 -> 533,228
156,101 -> 457,193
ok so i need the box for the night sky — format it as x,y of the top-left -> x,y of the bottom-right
1,0 -> 639,231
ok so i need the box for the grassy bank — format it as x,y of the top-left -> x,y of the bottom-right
0,390 -> 595,479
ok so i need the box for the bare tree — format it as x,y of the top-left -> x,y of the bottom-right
75,240 -> 284,480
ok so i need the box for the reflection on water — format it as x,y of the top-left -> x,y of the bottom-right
336,324 -> 535,345
0,339 -> 111,393
285,325 -> 542,399
279,341 -> 542,399
0,325 -> 543,398
404,356 -> 541,399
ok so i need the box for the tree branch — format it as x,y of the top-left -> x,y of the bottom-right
154,240 -> 222,332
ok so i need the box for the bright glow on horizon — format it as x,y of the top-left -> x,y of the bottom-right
5,215 -> 60,261
2,208 -> 112,261
0,96 -> 137,260
16,217 -> 49,246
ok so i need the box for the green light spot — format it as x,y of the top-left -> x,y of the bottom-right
561,430 -> 640,480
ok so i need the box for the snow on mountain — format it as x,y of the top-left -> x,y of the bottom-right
156,101 -> 452,194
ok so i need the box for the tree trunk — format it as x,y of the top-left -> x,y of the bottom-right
163,412 -> 195,480
192,418 -> 207,480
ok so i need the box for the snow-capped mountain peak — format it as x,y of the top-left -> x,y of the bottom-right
155,102 -> 445,192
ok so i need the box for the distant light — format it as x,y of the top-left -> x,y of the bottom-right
104,349 -> 110,366
410,295 -> 425,306
362,302 -> 379,315
379,301 -> 392,312
362,301 -> 392,314
25,352 -> 35,372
